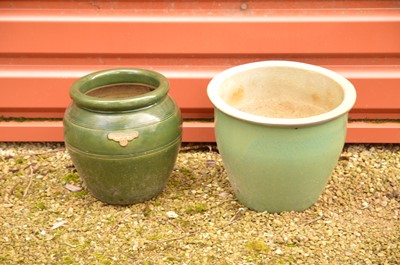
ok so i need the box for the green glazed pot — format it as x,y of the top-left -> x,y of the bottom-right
207,61 -> 356,213
64,68 -> 182,204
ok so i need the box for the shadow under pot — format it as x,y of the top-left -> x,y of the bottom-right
63,68 -> 182,205
207,61 -> 356,213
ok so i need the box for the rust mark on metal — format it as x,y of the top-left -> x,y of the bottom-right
107,132 -> 139,147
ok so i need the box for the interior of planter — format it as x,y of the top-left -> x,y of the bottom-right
219,67 -> 344,119
86,83 -> 155,99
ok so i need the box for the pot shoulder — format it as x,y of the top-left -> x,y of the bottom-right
64,96 -> 182,155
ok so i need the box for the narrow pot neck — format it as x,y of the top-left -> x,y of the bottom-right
70,68 -> 169,112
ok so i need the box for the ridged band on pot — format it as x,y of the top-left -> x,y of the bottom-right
207,61 -> 357,213
64,68 -> 182,205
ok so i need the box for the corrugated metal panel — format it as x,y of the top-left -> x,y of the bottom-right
1,0 -> 399,142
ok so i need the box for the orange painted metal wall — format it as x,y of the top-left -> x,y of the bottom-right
0,0 -> 399,143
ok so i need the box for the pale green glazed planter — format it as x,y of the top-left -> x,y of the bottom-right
207,61 -> 357,213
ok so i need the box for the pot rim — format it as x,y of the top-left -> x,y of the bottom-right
207,60 -> 357,126
70,68 -> 169,112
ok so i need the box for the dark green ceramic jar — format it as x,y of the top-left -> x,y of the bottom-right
64,68 -> 182,204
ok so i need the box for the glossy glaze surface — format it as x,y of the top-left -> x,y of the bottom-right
208,61 -> 356,212
216,110 -> 347,212
64,68 -> 182,204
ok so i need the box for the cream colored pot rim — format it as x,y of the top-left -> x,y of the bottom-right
207,60 -> 357,126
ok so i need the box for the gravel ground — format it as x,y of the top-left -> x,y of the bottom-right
0,142 -> 399,265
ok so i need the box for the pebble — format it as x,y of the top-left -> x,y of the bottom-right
166,211 -> 179,219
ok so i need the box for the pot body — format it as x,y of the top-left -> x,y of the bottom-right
215,110 -> 347,212
64,68 -> 182,204
208,61 -> 356,212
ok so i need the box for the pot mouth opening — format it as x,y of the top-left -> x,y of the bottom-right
85,83 -> 155,99
207,61 -> 357,126
70,68 -> 169,112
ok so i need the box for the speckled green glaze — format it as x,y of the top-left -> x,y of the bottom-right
208,61 -> 356,213
64,68 -> 182,204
